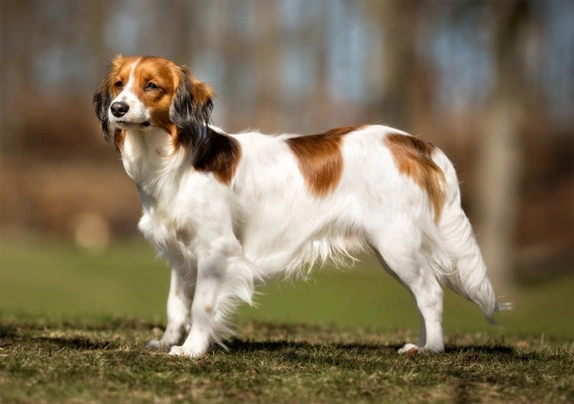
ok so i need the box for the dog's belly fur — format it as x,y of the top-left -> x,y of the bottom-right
93,56 -> 510,358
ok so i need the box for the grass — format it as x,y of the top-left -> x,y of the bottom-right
0,239 -> 573,402
0,316 -> 572,403
0,239 -> 572,336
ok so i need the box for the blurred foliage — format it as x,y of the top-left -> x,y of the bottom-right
0,1 -> 572,281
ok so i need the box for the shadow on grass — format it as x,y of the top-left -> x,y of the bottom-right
227,338 -> 516,356
229,338 -> 392,352
0,334 -> 114,351
0,325 -> 18,338
0,316 -> 518,358
34,336 -> 114,350
3,332 -> 518,359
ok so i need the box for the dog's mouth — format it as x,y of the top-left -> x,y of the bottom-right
115,120 -> 152,128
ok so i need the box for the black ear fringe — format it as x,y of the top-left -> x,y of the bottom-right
93,83 -> 114,142
169,66 -> 214,165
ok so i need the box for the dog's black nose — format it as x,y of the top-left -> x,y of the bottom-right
110,101 -> 129,118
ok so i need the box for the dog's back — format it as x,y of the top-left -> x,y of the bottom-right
94,55 -> 510,358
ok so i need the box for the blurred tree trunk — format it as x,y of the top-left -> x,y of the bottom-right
172,0 -> 193,65
362,0 -> 432,132
308,9 -> 329,132
87,0 -> 106,78
254,1 -> 281,132
0,0 -> 34,159
475,0 -> 533,292
379,0 -> 418,129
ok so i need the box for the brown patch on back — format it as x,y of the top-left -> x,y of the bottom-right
287,126 -> 362,196
194,130 -> 242,186
384,133 -> 446,223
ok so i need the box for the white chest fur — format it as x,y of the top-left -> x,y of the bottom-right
121,129 -> 193,255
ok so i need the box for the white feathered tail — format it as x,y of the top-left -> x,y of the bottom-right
425,149 -> 512,323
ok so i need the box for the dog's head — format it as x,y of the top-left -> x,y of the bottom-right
93,55 -> 214,153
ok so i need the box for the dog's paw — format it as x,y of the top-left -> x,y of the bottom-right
398,343 -> 419,355
146,340 -> 170,351
168,345 -> 205,358
398,343 -> 444,354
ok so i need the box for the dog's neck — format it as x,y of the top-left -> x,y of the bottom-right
120,127 -> 190,204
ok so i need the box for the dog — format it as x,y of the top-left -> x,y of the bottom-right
93,55 -> 510,358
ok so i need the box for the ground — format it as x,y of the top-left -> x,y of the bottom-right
0,316 -> 572,403
0,240 -> 572,403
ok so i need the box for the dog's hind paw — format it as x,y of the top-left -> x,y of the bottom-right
146,340 -> 170,351
169,345 -> 205,358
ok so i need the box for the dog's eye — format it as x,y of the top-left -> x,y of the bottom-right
114,80 -> 123,89
145,82 -> 159,91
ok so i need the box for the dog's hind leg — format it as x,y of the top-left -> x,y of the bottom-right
370,222 -> 445,353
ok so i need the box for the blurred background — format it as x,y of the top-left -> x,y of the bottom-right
0,0 -> 572,336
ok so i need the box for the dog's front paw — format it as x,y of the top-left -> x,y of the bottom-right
398,342 -> 444,354
146,339 -> 170,351
398,343 -> 419,354
169,345 -> 206,358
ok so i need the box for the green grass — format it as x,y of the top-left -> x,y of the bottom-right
1,239 -> 572,336
0,239 -> 573,402
0,316 -> 572,403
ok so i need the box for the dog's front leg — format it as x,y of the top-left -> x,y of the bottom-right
147,260 -> 196,350
168,247 -> 226,358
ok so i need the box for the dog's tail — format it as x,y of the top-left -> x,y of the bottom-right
424,150 -> 512,323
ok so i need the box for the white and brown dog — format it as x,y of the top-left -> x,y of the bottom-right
94,55 -> 509,358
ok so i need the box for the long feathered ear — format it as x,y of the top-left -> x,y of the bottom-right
93,76 -> 116,142
169,66 -> 215,162
93,55 -> 124,143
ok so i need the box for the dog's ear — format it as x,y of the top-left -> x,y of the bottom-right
169,66 -> 215,162
93,55 -> 124,142
93,79 -> 114,142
